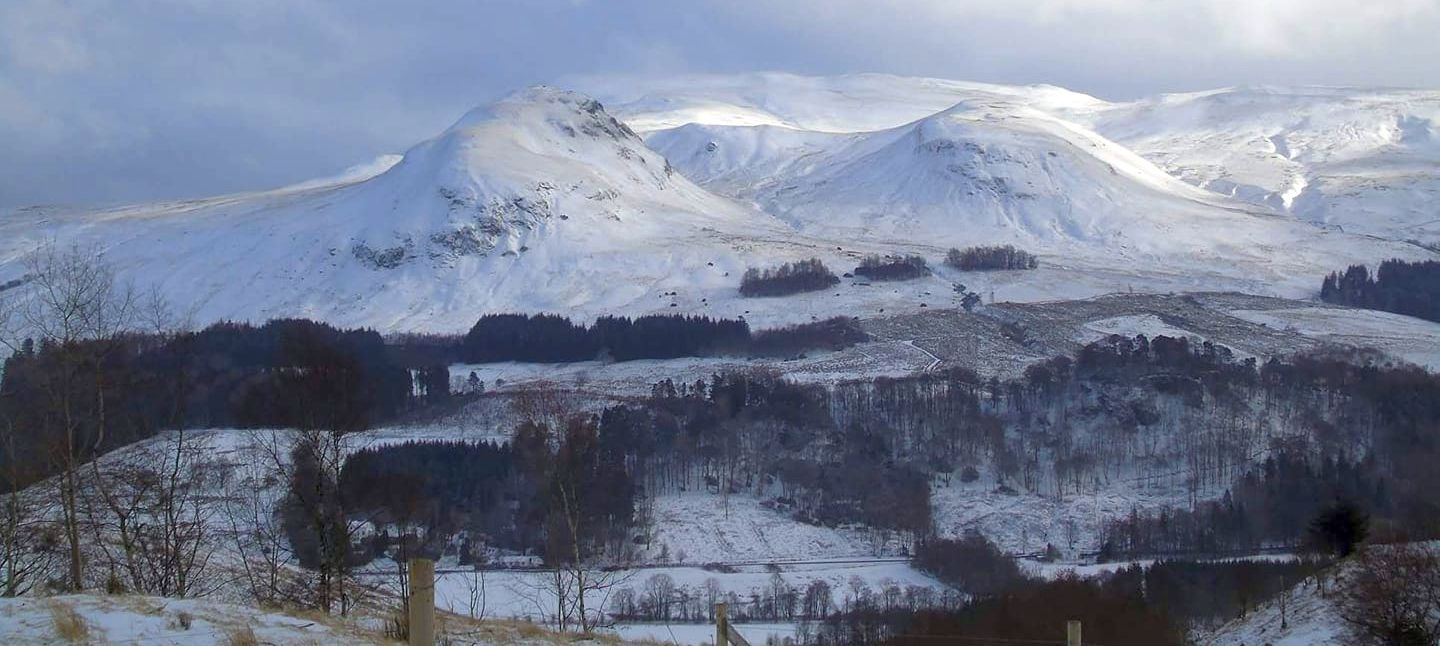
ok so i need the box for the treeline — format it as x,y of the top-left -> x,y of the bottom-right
1320,259 -> 1440,323
609,571 -> 881,624
945,244 -> 1038,271
1105,558 -> 1329,630
461,313 -> 750,362
747,317 -> 871,358
0,318 -> 424,492
1099,454 -> 1388,558
807,576 -> 1184,646
311,420 -> 635,568
853,255 -> 930,281
812,537 -> 1317,644
740,258 -> 840,297
401,313 -> 868,364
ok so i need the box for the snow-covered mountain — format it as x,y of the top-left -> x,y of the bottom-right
1087,86 -> 1440,247
0,88 -> 831,330
589,73 -> 1440,248
596,73 -> 1431,281
0,76 -> 1434,333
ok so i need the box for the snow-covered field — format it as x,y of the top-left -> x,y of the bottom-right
0,594 -> 385,645
1230,306 -> 1440,370
428,560 -> 942,630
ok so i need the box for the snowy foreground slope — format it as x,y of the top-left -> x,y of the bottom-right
0,593 -> 637,645
1,76 -> 1434,332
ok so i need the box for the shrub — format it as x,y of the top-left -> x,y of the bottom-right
853,254 -> 931,281
47,601 -> 89,642
945,245 -> 1038,271
224,626 -> 260,646
739,258 -> 840,297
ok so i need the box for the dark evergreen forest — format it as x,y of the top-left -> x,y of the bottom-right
1320,259 -> 1440,322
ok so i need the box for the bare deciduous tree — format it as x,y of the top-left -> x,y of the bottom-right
1,243 -> 138,591
1339,543 -> 1440,645
0,415 -> 53,597
83,429 -> 218,597
223,430 -> 303,607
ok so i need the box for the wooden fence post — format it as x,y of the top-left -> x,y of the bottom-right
409,558 -> 435,646
1067,619 -> 1082,646
715,602 -> 727,646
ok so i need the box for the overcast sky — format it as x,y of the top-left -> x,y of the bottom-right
3,0 -> 1438,209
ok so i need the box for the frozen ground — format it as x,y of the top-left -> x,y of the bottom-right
432,294 -> 1440,404
1203,563 -> 1349,645
0,594 -> 381,645
869,292 -> 1440,378
426,559 -> 943,645
646,491 -> 897,563
1230,306 -> 1440,370
930,471 -> 1197,559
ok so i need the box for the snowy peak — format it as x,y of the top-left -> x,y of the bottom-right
422,86 -> 666,181
648,95 -> 1267,254
337,86 -> 709,269
0,85 -> 799,331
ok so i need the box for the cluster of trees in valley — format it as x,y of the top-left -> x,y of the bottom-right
811,537 -> 1325,645
944,244 -> 1039,271
740,258 -> 841,297
1320,258 -> 1440,323
853,254 -> 931,281
392,312 -> 868,365
461,313 -> 749,362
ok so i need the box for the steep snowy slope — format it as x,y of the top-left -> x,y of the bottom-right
1087,86 -> 1440,247
597,74 -> 1440,248
642,95 -> 1427,288
0,88 -> 825,330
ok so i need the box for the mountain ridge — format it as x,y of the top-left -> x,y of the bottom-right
1,77 -> 1434,333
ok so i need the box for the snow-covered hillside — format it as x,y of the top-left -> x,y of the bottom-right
592,73 -> 1440,249
0,87 -> 821,331
1,75 -> 1435,333
0,593 -> 631,645
1089,87 -> 1440,247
